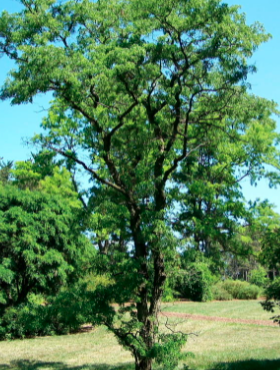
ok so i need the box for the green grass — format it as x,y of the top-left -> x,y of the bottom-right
161,300 -> 273,321
0,301 -> 279,370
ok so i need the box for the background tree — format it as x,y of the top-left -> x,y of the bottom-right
0,183 -> 91,306
172,105 -> 280,273
0,154 -> 100,338
0,1 -> 279,369
0,159 -> 13,185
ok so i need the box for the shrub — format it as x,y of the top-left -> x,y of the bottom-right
211,284 -> 233,301
176,262 -> 216,302
0,292 -> 91,340
0,303 -> 52,340
45,284 -> 95,334
213,280 -> 261,300
236,283 -> 260,300
0,274 -> 115,340
249,267 -> 269,287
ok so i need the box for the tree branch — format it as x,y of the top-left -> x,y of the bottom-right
47,145 -> 127,196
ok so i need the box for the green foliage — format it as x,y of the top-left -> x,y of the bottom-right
162,279 -> 178,302
259,228 -> 280,271
0,302 -> 51,340
236,284 -> 261,300
0,297 -> 88,340
40,167 -> 81,208
213,280 -> 261,300
177,262 -> 216,302
149,333 -> 188,370
249,267 -> 269,287
0,159 -> 13,185
12,161 -> 42,190
265,277 -> 280,300
261,278 -> 280,325
211,284 -> 233,301
0,272 -> 116,340
43,275 -> 115,335
0,184 -> 93,306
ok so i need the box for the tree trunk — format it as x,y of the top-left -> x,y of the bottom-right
135,357 -> 152,370
127,195 -> 167,370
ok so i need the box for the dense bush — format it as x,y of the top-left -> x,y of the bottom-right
211,280 -> 261,300
248,267 -> 269,287
176,262 -> 216,302
211,284 -> 233,301
0,295 -> 90,340
0,274 -> 115,340
236,283 -> 260,300
0,303 -> 51,340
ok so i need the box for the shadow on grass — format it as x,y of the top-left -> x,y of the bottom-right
207,358 -> 280,370
2,359 -> 280,370
0,360 -> 134,370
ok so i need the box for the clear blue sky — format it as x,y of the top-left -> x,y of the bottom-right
0,0 -> 280,210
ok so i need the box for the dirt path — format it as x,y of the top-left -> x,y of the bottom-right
160,311 -> 278,327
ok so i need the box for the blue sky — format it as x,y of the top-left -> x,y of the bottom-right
0,0 -> 280,210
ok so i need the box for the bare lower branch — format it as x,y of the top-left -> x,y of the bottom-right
48,145 -> 127,196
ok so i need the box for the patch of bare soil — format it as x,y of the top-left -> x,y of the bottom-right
160,311 -> 278,327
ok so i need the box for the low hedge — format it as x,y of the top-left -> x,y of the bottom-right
212,280 -> 261,300
211,284 -> 233,301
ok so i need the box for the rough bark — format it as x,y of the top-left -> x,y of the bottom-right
135,357 -> 152,370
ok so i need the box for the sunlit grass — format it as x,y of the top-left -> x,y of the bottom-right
0,301 -> 279,370
161,300 -> 273,321
177,319 -> 280,369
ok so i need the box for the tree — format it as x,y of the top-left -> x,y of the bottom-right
0,159 -> 13,185
0,1 -> 278,369
0,153 -> 94,306
0,183 -> 91,306
256,204 -> 280,326
0,155 -> 98,338
172,111 -> 280,275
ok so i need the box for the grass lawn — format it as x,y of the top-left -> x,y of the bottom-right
0,301 -> 279,370
161,299 -> 273,321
